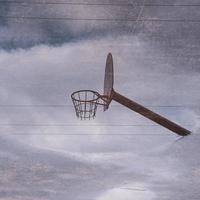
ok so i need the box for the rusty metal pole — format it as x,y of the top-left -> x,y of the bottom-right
112,90 -> 191,136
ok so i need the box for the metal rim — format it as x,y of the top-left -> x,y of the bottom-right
71,90 -> 100,103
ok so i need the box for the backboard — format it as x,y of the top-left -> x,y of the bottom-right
71,52 -> 191,136
103,53 -> 114,111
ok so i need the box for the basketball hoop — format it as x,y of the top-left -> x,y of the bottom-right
70,53 -> 191,136
71,90 -> 108,120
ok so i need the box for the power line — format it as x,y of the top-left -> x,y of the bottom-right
1,132 -> 198,136
2,133 -> 195,135
0,1 -> 138,6
0,105 -> 198,108
0,1 -> 200,7
0,124 -> 193,127
130,0 -> 146,34
1,16 -> 200,23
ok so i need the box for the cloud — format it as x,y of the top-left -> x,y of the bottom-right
0,0 -> 142,49
0,135 -> 152,200
0,34 -> 199,153
148,134 -> 200,200
1,2 -> 200,199
96,185 -> 155,200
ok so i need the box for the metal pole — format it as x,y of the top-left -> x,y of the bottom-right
112,90 -> 191,136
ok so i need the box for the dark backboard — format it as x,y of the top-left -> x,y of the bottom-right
103,53 -> 114,111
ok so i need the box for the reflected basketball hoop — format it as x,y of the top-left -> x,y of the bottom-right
71,53 -> 191,136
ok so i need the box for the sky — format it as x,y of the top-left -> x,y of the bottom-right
0,0 -> 200,199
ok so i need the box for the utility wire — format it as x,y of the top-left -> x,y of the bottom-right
0,105 -> 198,108
129,0 -> 146,34
1,132 -> 198,136
1,16 -> 200,23
0,1 -> 200,7
2,133 -> 196,135
0,124 -> 193,127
